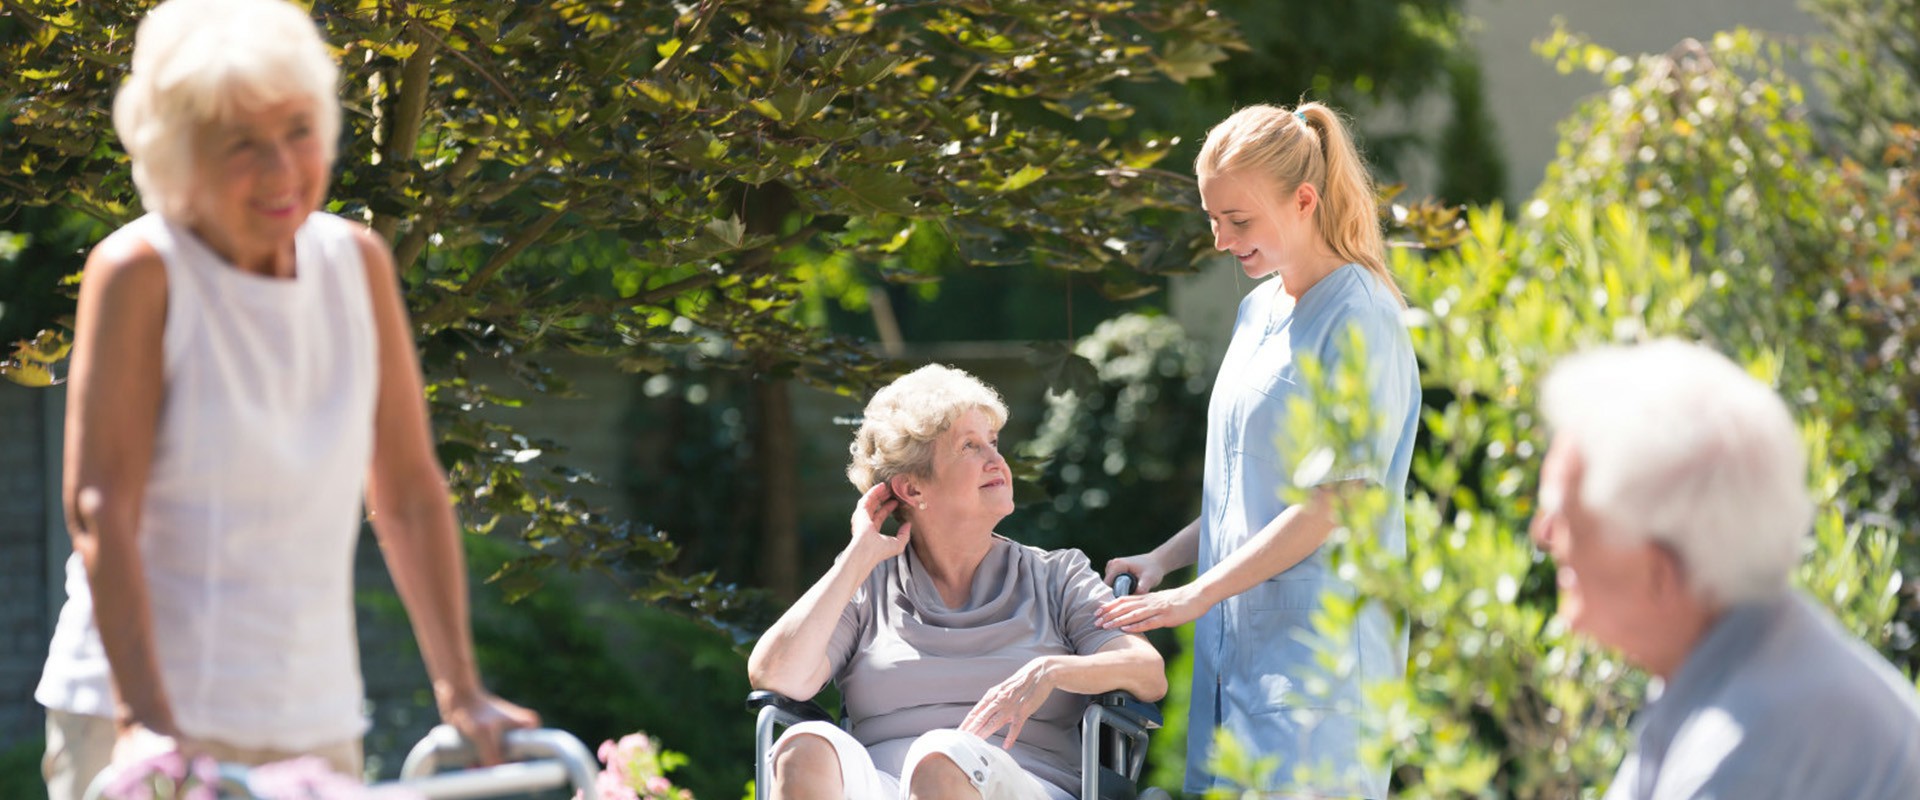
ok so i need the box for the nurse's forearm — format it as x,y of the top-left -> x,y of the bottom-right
1190,489 -> 1337,607
1150,517 -> 1202,572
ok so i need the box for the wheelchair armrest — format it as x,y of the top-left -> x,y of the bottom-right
747,689 -> 837,726
1091,691 -> 1163,730
750,690 -> 838,800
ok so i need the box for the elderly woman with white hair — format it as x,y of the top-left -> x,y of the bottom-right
1531,339 -> 1920,799
33,1 -> 536,796
748,364 -> 1167,800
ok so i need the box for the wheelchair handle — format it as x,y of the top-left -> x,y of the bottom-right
1113,573 -> 1137,597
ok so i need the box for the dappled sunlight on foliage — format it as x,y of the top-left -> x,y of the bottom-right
0,0 -> 1242,616
1538,22 -> 1918,668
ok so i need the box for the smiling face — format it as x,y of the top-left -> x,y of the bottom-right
896,407 -> 1015,531
1198,170 -> 1318,280
1530,436 -> 1680,663
185,97 -> 330,276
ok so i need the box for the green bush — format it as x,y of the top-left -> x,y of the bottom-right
1189,199 -> 1906,798
0,735 -> 45,799
1020,311 -> 1212,557
466,537 -> 753,800
1534,23 -> 1917,667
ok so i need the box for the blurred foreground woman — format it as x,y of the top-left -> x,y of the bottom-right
35,1 -> 536,796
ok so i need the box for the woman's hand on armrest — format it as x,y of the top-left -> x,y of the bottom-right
959,635 -> 1166,748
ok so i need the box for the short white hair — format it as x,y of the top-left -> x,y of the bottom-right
114,0 -> 341,221
1541,339 -> 1811,606
847,364 -> 1009,492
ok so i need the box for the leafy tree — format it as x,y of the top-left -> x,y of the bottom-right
0,0 -> 1240,609
1106,0 -> 1502,202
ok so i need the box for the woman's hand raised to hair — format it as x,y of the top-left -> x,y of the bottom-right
845,483 -> 911,571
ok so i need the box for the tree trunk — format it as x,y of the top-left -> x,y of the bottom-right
756,378 -> 801,600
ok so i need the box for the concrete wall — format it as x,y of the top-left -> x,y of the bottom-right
1468,0 -> 1821,205
0,383 -> 54,753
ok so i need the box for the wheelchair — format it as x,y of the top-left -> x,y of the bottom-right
747,688 -> 1168,800
747,575 -> 1172,800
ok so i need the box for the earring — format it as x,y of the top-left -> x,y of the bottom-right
918,503 -> 927,510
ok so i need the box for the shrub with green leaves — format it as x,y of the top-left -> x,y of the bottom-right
1534,25 -> 1917,645
1020,312 -> 1211,556
1189,199 -> 1907,799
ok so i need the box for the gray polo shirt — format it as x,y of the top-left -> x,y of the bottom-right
828,535 -> 1132,795
1606,590 -> 1920,799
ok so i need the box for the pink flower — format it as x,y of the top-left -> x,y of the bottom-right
247,756 -> 425,799
575,730 -> 694,800
598,739 -> 631,787
617,733 -> 656,756
585,770 -> 640,800
100,751 -> 215,800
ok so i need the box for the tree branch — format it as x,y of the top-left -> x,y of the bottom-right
461,209 -> 566,296
415,209 -> 566,326
410,18 -> 517,103
391,137 -> 488,272
372,30 -> 441,241
655,0 -> 722,76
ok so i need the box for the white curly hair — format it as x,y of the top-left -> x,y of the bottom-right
847,364 -> 1008,492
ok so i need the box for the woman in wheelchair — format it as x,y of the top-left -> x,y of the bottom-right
748,365 -> 1167,800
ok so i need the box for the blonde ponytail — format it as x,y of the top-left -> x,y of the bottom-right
1196,102 -> 1402,306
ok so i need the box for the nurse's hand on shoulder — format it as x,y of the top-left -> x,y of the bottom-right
1095,584 -> 1210,633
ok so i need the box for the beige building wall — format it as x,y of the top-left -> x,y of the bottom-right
1470,0 -> 1821,204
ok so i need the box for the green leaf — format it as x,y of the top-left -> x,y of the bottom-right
705,216 -> 746,249
995,164 -> 1047,193
1027,342 -> 1100,398
835,168 -> 919,216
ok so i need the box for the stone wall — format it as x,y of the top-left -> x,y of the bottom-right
0,383 -> 51,753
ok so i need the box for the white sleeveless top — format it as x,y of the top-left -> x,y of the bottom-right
37,212 -> 379,749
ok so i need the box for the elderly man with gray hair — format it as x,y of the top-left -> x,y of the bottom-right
1530,339 -> 1920,799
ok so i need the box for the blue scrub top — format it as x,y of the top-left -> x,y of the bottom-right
1187,264 -> 1419,798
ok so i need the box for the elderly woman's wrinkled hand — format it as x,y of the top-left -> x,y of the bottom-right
442,691 -> 541,766
845,483 -> 911,570
960,657 -> 1057,749
1094,585 -> 1210,633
